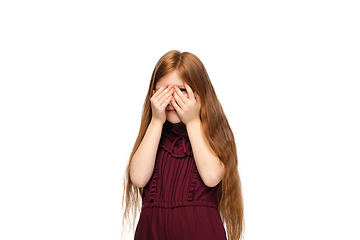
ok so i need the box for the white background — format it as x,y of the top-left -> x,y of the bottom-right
1,0 -> 359,240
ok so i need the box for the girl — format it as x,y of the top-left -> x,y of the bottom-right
122,50 -> 244,240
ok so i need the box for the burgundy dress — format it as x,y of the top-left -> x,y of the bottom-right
134,121 -> 227,240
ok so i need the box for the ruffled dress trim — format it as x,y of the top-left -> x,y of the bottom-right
188,166 -> 198,201
149,122 -> 194,202
158,122 -> 193,158
149,156 -> 158,202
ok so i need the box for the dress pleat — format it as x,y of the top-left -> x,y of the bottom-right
134,121 -> 227,240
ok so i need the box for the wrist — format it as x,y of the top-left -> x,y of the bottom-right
150,117 -> 164,127
185,118 -> 201,129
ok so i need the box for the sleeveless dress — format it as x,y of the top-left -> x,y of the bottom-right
134,121 -> 227,240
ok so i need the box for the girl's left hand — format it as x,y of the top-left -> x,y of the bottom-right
171,82 -> 201,125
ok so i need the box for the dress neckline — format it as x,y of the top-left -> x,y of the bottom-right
164,121 -> 188,137
171,126 -> 188,136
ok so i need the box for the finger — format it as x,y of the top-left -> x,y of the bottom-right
152,83 -> 169,99
184,82 -> 195,101
171,97 -> 182,113
173,90 -> 185,109
160,94 -> 173,107
174,86 -> 187,104
155,85 -> 173,102
159,87 -> 175,106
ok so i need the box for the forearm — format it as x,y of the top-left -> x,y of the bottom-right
186,120 -> 225,187
130,119 -> 163,188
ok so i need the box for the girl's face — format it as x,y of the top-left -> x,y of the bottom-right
154,71 -> 189,124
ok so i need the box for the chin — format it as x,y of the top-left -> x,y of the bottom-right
166,115 -> 182,124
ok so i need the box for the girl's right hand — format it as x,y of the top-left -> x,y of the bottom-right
150,83 -> 175,124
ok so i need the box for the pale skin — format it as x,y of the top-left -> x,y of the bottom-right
130,71 -> 225,188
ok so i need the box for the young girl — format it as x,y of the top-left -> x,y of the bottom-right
122,50 -> 244,240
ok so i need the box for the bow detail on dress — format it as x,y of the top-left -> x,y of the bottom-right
159,122 -> 192,157
170,135 -> 187,154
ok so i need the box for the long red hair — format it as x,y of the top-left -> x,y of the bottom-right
122,50 -> 244,240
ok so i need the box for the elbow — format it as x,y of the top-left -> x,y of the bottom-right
204,179 -> 221,187
130,176 -> 148,188
130,172 -> 149,188
202,162 -> 226,188
203,177 -> 222,188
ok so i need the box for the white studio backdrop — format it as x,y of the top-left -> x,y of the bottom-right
0,1 -> 359,240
